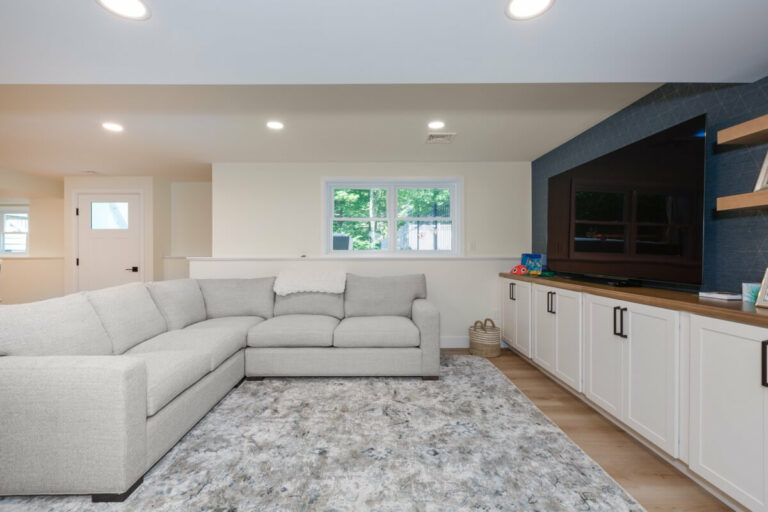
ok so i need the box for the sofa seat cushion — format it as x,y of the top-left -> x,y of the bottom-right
247,315 -> 339,348
147,279 -> 206,330
333,316 -> 420,348
186,316 -> 264,333
128,328 -> 245,372
127,351 -> 210,416
198,278 -> 275,319
0,293 -> 112,356
87,282 -> 168,354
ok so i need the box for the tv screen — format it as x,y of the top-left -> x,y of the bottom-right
547,115 -> 706,286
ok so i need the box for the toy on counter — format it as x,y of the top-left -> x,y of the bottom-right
521,253 -> 545,275
510,264 -> 528,275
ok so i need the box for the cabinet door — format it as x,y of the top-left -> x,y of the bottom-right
500,279 -> 516,347
690,315 -> 768,511
514,282 -> 532,358
554,288 -> 582,392
584,294 -> 624,418
624,303 -> 679,457
532,285 -> 556,372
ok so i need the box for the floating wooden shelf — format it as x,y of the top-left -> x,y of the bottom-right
716,188 -> 768,211
717,113 -> 768,145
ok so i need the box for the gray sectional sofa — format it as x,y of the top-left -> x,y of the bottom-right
0,274 -> 439,501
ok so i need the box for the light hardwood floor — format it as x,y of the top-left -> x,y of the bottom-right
443,348 -> 732,512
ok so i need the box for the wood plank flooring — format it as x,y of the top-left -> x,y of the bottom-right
443,348 -> 732,512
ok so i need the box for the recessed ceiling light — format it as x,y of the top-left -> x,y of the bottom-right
96,0 -> 151,20
102,121 -> 124,132
428,121 -> 446,130
506,0 -> 554,20
266,121 -> 285,130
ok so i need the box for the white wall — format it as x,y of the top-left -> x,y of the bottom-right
171,182 -> 212,257
194,161 -> 531,347
162,181 -> 212,280
0,176 -> 66,304
212,162 -> 531,257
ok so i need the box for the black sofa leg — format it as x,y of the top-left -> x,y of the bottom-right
422,376 -> 439,381
92,477 -> 143,503
246,377 -> 265,381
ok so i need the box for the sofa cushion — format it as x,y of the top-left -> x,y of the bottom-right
333,316 -> 420,348
247,315 -> 339,348
147,279 -> 206,330
344,274 -> 427,318
126,351 -> 210,416
186,316 -> 264,333
274,292 -> 344,319
198,278 -> 275,319
128,328 -> 245,372
87,282 -> 168,354
0,293 -> 112,356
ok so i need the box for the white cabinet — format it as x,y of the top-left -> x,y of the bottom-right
532,284 -> 582,391
584,294 -> 624,417
554,289 -> 582,391
500,278 -> 532,357
690,315 -> 768,512
584,294 -> 679,457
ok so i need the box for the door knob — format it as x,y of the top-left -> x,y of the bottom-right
124,266 -> 139,272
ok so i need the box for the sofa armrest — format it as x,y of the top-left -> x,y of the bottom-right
0,356 -> 147,495
412,299 -> 440,377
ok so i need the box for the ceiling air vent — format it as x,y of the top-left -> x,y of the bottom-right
425,132 -> 457,144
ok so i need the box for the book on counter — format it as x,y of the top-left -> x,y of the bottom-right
698,291 -> 743,301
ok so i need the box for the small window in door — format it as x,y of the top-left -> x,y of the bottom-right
91,202 -> 129,230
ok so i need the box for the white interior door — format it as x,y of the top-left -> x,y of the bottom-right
77,193 -> 143,291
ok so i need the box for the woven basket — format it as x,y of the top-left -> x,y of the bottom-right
469,318 -> 501,358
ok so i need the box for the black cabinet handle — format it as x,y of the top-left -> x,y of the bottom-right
762,340 -> 768,388
548,292 -> 556,315
613,306 -> 620,336
619,307 -> 628,338
509,282 -> 516,301
124,266 -> 139,273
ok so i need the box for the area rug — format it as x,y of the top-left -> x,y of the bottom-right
0,355 -> 644,511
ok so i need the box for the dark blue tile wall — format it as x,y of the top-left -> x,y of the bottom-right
532,76 -> 768,291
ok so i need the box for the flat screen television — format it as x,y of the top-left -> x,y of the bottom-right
546,115 -> 706,287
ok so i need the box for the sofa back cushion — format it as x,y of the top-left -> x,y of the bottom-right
87,282 -> 168,354
344,274 -> 427,318
0,293 -> 113,356
198,277 -> 275,319
274,292 -> 344,319
147,279 -> 207,330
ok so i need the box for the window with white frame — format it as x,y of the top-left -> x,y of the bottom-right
0,206 -> 29,254
325,180 -> 461,255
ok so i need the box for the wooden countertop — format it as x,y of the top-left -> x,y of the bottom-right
499,273 -> 768,329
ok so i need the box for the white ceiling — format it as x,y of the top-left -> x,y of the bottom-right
0,84 -> 659,180
0,1 -> 766,85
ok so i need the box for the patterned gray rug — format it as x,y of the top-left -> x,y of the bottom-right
0,355 -> 643,511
